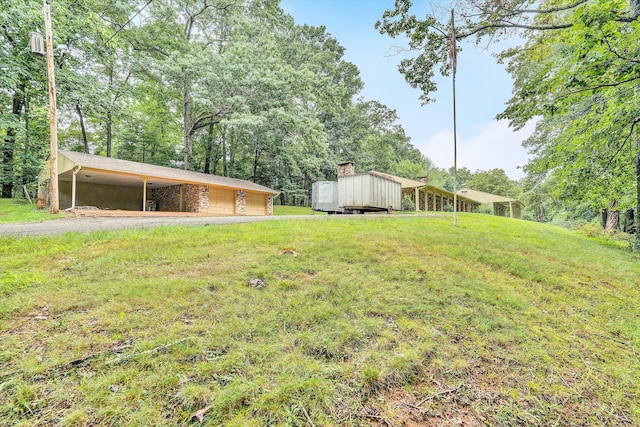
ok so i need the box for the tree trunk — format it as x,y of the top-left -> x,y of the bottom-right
222,131 -> 228,177
21,90 -> 30,187
183,75 -> 193,171
624,209 -> 634,233
635,148 -> 640,250
604,200 -> 619,233
204,123 -> 214,174
212,134 -> 221,175
106,111 -> 113,157
76,100 -> 89,153
252,142 -> 261,182
2,88 -> 24,198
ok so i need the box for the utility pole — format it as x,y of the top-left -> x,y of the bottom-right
450,9 -> 458,226
44,0 -> 59,214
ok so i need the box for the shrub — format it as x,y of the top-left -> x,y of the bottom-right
401,196 -> 415,212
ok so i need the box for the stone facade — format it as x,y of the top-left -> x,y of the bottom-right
267,194 -> 274,216
152,184 -> 208,213
235,190 -> 246,215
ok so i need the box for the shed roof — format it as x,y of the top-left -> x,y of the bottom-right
57,150 -> 278,194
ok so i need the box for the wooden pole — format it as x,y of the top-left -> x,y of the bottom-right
44,0 -> 59,214
451,9 -> 458,226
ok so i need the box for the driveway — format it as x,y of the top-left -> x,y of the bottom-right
0,215 -> 284,237
0,213 -> 439,237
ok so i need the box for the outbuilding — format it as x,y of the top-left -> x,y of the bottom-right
38,150 -> 278,216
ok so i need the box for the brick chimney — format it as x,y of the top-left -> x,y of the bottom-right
337,162 -> 355,177
417,176 -> 428,184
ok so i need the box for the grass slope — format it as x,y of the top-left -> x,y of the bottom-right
1,214 -> 638,426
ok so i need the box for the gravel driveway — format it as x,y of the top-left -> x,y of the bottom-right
0,215 -> 287,237
1,214 -> 428,237
0,213 -> 438,237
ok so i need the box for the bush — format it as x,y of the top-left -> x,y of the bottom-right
401,196 -> 415,212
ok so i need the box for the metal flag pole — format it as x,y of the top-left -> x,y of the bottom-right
450,9 -> 458,226
44,0 -> 59,214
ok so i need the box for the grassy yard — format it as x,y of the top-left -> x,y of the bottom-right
0,199 -> 65,224
1,214 -> 639,426
273,205 -> 326,216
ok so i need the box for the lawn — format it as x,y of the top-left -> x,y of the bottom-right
1,213 -> 638,426
273,205 -> 326,216
0,199 -> 65,224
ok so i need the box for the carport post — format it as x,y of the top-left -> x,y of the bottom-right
71,166 -> 81,209
142,177 -> 147,211
415,187 -> 420,212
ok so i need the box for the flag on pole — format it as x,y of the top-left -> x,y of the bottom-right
449,13 -> 457,76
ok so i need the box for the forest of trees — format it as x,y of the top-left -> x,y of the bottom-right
1,0 -> 431,207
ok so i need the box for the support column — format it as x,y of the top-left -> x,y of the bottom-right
142,177 -> 147,211
415,187 -> 420,212
509,201 -> 514,218
71,166 -> 80,209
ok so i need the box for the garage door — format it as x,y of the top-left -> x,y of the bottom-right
209,188 -> 235,215
246,192 -> 266,216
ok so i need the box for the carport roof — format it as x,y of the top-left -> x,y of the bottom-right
457,188 -> 523,207
58,150 -> 278,194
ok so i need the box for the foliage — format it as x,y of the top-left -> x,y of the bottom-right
1,0 -> 429,206
465,168 -> 521,198
401,195 -> 415,211
1,215 -> 639,425
377,0 -> 640,246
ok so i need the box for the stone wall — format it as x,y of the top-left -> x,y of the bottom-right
267,194 -> 274,216
185,184 -> 209,212
152,185 -> 181,212
152,184 -> 208,212
235,190 -> 246,215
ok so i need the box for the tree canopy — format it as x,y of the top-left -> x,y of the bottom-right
378,0 -> 640,243
1,0 -> 429,205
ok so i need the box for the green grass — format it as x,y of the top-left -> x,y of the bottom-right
273,205 -> 326,216
0,199 -> 65,223
1,214 -> 639,426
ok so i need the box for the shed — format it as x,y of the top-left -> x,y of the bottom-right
38,150 -> 278,216
457,188 -> 523,219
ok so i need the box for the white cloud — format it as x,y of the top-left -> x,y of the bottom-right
416,120 -> 537,180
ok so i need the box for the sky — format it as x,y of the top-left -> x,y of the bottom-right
279,0 -> 536,180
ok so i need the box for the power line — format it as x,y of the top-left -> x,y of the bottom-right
98,0 -> 153,50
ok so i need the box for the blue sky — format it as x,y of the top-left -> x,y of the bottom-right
280,0 -> 536,179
